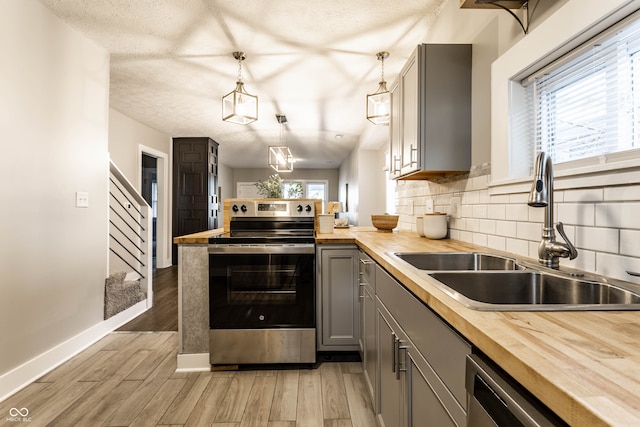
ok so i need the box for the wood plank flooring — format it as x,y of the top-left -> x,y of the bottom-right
0,332 -> 377,427
118,266 -> 179,332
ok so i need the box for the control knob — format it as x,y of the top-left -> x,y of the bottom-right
232,204 -> 239,213
240,204 -> 247,213
297,204 -> 303,213
305,204 -> 312,213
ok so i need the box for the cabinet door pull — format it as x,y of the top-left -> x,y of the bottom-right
396,341 -> 409,380
410,144 -> 418,166
359,283 -> 366,299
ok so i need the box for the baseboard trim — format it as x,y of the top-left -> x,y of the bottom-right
176,353 -> 211,372
0,300 -> 148,403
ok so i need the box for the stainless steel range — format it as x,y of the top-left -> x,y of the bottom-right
208,199 -> 317,364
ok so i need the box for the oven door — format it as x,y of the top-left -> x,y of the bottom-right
209,244 -> 315,329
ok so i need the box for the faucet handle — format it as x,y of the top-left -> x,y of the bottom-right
556,222 -> 578,260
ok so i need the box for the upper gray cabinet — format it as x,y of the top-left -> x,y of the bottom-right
389,44 -> 472,180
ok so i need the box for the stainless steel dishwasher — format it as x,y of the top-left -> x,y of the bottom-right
466,354 -> 569,427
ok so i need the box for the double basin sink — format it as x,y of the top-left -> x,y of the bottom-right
391,252 -> 640,311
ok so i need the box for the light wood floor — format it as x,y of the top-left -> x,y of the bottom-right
2,267 -> 376,425
1,332 -> 377,427
118,266 -> 179,332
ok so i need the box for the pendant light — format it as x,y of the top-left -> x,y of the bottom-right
366,51 -> 390,125
269,114 -> 293,172
222,51 -> 258,125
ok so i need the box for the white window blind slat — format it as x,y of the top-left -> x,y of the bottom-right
512,9 -> 640,172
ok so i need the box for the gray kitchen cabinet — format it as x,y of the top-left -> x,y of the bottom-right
317,245 -> 360,351
376,264 -> 470,427
359,249 -> 377,408
389,78 -> 402,178
377,300 -> 407,427
389,44 -> 472,180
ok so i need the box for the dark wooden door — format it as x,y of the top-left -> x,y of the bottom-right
172,137 -> 218,263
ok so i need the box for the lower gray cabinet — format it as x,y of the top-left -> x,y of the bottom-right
317,245 -> 360,351
376,264 -> 470,427
377,300 -> 407,427
359,250 -> 377,409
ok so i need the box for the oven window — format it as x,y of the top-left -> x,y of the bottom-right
209,252 -> 315,329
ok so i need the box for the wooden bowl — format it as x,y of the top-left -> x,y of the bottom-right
371,214 -> 399,232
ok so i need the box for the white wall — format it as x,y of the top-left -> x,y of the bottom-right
108,108 -> 173,268
108,108 -> 171,181
0,0 -> 110,383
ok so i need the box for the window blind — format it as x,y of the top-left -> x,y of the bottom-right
513,9 -> 640,173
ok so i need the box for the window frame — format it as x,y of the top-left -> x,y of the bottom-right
490,0 -> 640,194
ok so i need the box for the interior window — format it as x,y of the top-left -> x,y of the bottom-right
282,180 -> 327,203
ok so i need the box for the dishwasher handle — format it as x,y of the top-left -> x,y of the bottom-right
465,354 -> 568,427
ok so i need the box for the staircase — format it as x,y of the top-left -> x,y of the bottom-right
106,160 -> 153,319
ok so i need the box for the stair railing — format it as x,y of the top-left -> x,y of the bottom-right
108,159 -> 153,308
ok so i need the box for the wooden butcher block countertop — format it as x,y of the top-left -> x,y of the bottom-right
177,226 -> 640,425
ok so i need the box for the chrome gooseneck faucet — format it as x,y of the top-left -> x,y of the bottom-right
528,152 -> 578,269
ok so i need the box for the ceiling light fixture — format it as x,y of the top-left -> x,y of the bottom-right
269,114 -> 293,172
366,51 -> 390,126
222,51 -> 258,125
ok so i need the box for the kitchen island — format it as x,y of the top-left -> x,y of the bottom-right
175,226 -> 640,426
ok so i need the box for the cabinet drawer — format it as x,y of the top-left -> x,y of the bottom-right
376,265 -> 471,407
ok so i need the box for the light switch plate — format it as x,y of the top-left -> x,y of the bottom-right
426,199 -> 434,214
450,197 -> 461,219
76,192 -> 89,208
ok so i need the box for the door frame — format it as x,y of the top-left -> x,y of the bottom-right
138,144 -> 171,268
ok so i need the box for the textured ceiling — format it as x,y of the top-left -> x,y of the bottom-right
40,0 -> 445,169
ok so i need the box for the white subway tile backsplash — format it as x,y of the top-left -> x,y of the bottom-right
479,190 -> 490,204
496,221 -> 517,238
508,193 -> 529,204
528,241 -> 539,259
557,203 -> 595,226
562,249 -> 596,272
490,194 -> 510,204
528,206 -> 545,223
620,229 -> 640,257
575,226 -> 619,253
595,202 -> 640,229
506,238 -> 529,257
563,188 -> 603,202
473,233 -> 488,247
517,221 -> 541,241
479,219 -> 497,235
487,204 -> 506,220
473,205 -> 488,219
487,235 -> 506,251
458,230 -> 473,243
466,218 -> 480,232
505,204 -> 529,221
604,185 -> 640,201
395,171 -> 638,284
596,252 -> 640,284
463,190 -> 480,205
461,205 -> 473,218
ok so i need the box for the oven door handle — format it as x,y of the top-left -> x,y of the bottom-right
208,244 -> 316,255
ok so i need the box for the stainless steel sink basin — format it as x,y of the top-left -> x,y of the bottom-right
394,252 -> 521,271
428,271 -> 640,311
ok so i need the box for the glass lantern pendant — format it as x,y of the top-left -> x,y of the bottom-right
222,52 -> 258,125
366,51 -> 390,126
